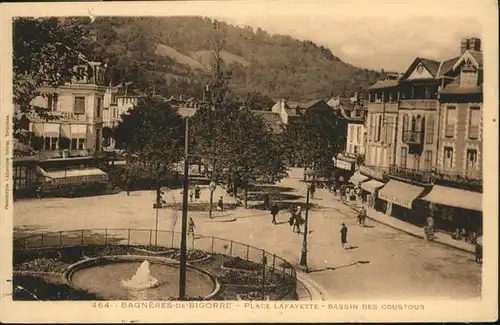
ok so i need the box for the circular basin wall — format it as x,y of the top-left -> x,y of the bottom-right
70,261 -> 215,300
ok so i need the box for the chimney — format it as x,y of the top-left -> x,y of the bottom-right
460,38 -> 470,54
469,37 -> 481,52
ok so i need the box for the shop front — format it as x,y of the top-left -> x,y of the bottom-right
421,185 -> 482,234
332,155 -> 355,188
361,179 -> 385,208
378,180 -> 426,226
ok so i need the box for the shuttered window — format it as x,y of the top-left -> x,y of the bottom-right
468,106 -> 480,139
425,116 -> 434,144
74,96 -> 86,115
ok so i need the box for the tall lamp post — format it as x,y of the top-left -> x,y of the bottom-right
179,117 -> 190,298
300,169 -> 316,271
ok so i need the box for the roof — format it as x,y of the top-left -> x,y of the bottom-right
469,50 -> 483,68
437,57 -> 460,78
42,168 -> 107,179
251,110 -> 283,132
419,58 -> 441,77
177,107 -> 197,118
369,80 -> 399,90
300,99 -> 324,109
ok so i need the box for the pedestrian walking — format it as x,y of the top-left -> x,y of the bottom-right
217,196 -> 224,213
188,217 -> 196,248
340,184 -> 347,202
340,223 -> 348,249
189,190 -> 194,202
194,186 -> 200,200
270,203 -> 279,224
288,205 -> 296,229
360,206 -> 367,227
295,206 -> 303,234
310,183 -> 316,199
475,233 -> 483,264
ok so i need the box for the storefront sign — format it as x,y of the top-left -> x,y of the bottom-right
359,166 -> 386,181
335,159 -> 353,171
378,192 -> 412,209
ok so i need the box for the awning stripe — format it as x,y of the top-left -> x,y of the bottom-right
379,180 -> 425,209
349,171 -> 369,185
361,179 -> 385,194
421,185 -> 482,212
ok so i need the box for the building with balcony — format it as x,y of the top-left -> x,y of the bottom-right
26,61 -> 107,158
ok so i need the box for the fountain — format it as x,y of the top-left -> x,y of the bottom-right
121,260 -> 159,290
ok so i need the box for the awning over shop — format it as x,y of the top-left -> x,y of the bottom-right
349,171 -> 369,185
378,180 -> 425,209
32,123 -> 44,137
60,124 -> 71,138
361,179 -> 385,194
71,124 -> 87,138
39,167 -> 108,186
43,123 -> 60,138
421,185 -> 482,212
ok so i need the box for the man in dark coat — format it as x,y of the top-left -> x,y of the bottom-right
341,223 -> 348,249
270,203 -> 279,224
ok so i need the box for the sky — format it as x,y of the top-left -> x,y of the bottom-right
217,15 -> 482,72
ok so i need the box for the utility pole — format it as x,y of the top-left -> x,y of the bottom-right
300,169 -> 315,271
179,117 -> 190,298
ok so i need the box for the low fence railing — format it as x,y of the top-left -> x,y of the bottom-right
13,228 -> 297,294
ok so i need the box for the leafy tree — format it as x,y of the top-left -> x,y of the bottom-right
13,17 -> 91,113
114,96 -> 184,190
282,107 -> 340,175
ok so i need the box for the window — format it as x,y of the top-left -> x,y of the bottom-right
354,146 -> 358,154
445,106 -> 456,137
369,115 -> 374,140
97,97 -> 102,118
356,126 -> 361,144
47,93 -> 58,111
78,139 -> 85,150
71,138 -> 78,150
424,150 -> 433,170
350,125 -> 355,143
413,154 -> 420,170
444,147 -> 453,169
425,116 -> 434,144
376,115 -> 382,142
466,149 -> 478,177
74,96 -> 86,115
44,137 -> 58,150
468,106 -> 480,139
400,147 -> 407,168
385,117 -> 393,144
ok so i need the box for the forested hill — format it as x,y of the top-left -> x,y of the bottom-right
88,16 -> 381,101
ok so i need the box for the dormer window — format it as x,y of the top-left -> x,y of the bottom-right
460,59 -> 478,87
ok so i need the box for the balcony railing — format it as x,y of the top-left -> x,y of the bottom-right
399,99 -> 438,110
27,111 -> 88,123
389,165 -> 434,185
359,165 -> 389,181
368,102 -> 399,112
402,130 -> 423,144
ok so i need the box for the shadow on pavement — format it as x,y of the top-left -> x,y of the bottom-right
308,260 -> 371,273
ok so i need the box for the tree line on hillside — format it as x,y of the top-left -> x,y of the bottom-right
86,16 -> 380,101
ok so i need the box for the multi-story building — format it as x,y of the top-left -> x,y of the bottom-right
364,72 -> 400,172
361,38 -> 483,233
26,61 -> 107,158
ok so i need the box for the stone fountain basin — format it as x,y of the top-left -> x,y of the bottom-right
63,255 -> 220,300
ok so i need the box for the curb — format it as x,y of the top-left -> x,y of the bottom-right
339,200 -> 475,255
294,270 -> 329,301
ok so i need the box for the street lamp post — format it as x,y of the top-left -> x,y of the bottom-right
300,169 -> 316,271
179,117 -> 190,298
299,184 -> 310,269
209,181 -> 216,218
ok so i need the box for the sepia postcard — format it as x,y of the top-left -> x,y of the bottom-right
0,0 -> 498,323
